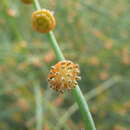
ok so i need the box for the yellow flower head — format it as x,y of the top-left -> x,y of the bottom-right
32,9 -> 56,33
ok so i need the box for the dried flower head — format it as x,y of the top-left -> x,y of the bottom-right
32,9 -> 56,33
21,0 -> 33,4
48,60 -> 81,93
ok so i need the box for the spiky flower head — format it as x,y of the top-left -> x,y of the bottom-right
48,60 -> 81,93
32,9 -> 56,33
21,0 -> 33,4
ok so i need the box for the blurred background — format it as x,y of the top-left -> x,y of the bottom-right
0,0 -> 130,130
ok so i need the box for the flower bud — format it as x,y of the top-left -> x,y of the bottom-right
32,9 -> 56,33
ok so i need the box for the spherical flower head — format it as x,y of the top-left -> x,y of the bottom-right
21,0 -> 33,4
48,60 -> 81,93
32,9 -> 56,33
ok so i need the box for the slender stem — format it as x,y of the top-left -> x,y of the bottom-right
34,83 -> 43,130
33,0 -> 41,10
33,0 -> 96,129
72,87 -> 96,130
47,32 -> 65,61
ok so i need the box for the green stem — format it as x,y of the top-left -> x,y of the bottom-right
33,0 -> 96,129
72,87 -> 96,130
47,32 -> 65,61
33,0 -> 41,10
34,83 -> 43,130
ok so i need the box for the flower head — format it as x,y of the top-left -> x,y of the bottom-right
48,60 -> 81,93
32,9 -> 56,33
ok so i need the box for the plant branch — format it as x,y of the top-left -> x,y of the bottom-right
33,0 -> 96,129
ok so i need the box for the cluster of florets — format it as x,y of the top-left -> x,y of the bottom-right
48,60 -> 81,93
